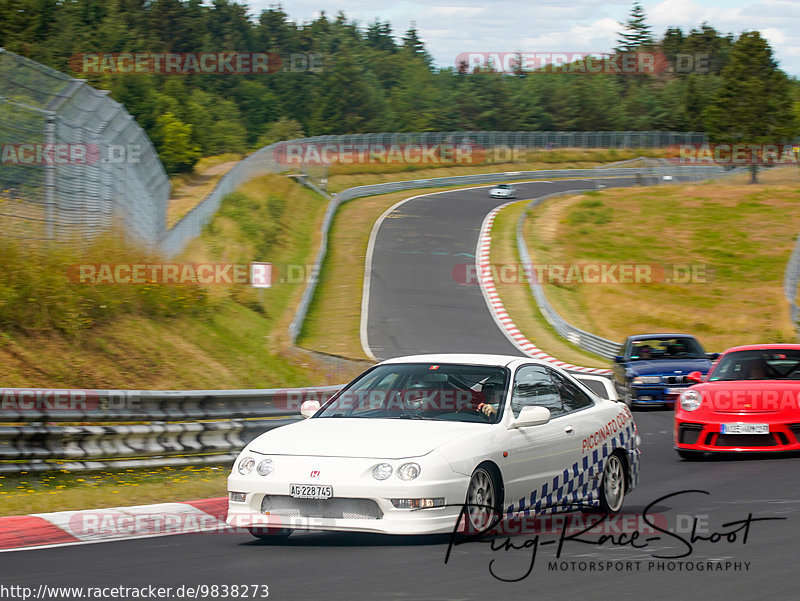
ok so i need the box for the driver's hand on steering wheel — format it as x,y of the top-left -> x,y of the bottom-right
477,402 -> 497,418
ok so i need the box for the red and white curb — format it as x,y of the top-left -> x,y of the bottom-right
0,497 -> 230,552
476,203 -> 612,375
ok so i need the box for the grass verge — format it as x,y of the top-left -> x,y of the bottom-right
519,168 -> 800,353
167,153 -> 242,228
0,466 -> 228,517
0,173 -> 336,389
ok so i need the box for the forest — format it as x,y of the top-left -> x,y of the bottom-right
1,0 -> 798,173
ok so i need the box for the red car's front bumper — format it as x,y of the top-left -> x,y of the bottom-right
674,414 -> 800,452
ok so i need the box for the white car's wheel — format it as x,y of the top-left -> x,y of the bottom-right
598,453 -> 626,513
466,465 -> 502,533
248,527 -> 292,541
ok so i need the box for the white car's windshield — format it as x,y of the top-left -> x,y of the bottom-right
316,363 -> 509,423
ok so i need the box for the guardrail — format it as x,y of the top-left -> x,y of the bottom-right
0,373 -> 617,473
0,386 -> 340,473
784,234 -> 800,333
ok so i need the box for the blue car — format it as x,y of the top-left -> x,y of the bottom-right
612,334 -> 718,407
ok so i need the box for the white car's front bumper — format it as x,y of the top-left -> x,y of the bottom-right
226,453 -> 471,535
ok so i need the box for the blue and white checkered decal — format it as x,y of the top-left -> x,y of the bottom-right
506,414 -> 640,516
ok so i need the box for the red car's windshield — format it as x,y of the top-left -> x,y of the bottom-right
708,349 -> 800,381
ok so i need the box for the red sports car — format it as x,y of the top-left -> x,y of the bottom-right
674,344 -> 800,458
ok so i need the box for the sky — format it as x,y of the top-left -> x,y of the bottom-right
244,0 -> 800,76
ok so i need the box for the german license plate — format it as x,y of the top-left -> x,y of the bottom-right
721,423 -> 769,434
666,388 -> 685,395
290,484 -> 333,499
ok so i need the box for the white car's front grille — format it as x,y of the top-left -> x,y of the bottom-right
261,495 -> 384,520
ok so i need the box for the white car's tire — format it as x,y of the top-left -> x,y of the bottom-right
598,453 -> 626,513
465,465 -> 503,534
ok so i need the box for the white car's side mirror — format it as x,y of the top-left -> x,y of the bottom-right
510,405 -> 551,428
300,400 -> 321,418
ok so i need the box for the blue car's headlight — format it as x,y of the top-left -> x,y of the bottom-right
632,376 -> 661,385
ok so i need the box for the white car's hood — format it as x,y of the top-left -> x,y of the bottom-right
249,418 -> 484,459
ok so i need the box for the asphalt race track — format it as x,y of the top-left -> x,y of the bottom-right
3,412 -> 798,600
365,177 -> 645,359
3,176 -> 799,600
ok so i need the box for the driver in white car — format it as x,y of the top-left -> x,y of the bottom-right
477,379 -> 504,418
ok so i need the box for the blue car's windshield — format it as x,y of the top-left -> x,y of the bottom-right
628,337 -> 705,360
316,363 -> 509,423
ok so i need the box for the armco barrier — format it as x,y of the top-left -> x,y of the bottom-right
0,372 -> 617,473
0,386 -> 340,473
784,232 -> 800,332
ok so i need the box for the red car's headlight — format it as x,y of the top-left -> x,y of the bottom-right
680,389 -> 702,411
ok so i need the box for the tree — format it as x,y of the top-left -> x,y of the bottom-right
402,23 -> 431,66
309,48 -> 388,134
154,112 -> 201,173
366,20 -> 396,52
256,117 -> 305,147
703,32 -> 798,182
615,2 -> 654,52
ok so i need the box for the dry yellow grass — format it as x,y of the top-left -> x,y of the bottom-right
520,168 -> 800,353
167,154 -> 242,227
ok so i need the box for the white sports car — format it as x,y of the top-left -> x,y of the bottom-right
488,183 -> 516,198
226,354 -> 640,538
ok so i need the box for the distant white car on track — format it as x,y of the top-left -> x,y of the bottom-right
226,353 -> 640,539
488,183 -> 517,198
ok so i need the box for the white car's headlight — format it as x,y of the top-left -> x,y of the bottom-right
372,463 -> 393,480
257,459 -> 273,476
632,376 -> 661,385
397,462 -> 421,481
680,389 -> 702,411
237,456 -> 255,475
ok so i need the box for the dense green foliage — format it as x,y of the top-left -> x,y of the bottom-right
703,32 -> 798,182
1,0 -> 798,173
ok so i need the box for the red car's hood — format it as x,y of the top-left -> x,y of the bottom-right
694,380 -> 800,413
